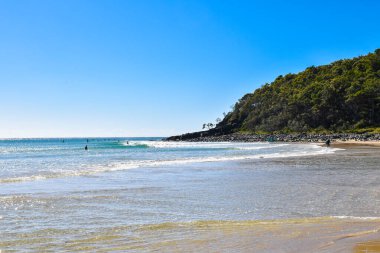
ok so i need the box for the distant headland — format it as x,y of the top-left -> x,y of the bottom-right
167,49 -> 380,142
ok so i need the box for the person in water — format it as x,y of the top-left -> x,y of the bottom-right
85,145 -> 88,150
325,139 -> 331,147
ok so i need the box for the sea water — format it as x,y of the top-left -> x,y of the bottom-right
0,138 -> 336,185
1,138 -> 380,251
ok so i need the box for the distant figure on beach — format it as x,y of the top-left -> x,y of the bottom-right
85,145 -> 88,150
325,139 -> 331,147
126,141 -> 129,145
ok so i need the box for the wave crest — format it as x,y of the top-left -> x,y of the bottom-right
0,145 -> 339,184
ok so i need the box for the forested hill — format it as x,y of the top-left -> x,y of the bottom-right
169,49 -> 380,140
219,49 -> 380,134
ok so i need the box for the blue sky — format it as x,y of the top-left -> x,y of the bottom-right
0,0 -> 379,137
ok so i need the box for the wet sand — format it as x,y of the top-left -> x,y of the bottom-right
298,143 -> 380,253
132,218 -> 380,253
354,240 -> 380,253
2,217 -> 379,252
137,218 -> 380,253
332,140 -> 380,147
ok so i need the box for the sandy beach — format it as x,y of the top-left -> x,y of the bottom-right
332,140 -> 380,147
124,218 -> 380,253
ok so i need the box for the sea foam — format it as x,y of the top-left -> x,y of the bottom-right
0,143 -> 340,184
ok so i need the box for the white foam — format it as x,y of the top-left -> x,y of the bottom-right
92,146 -> 336,172
0,143 -> 340,184
234,144 -> 289,150
124,141 -> 290,150
331,216 -> 380,220
0,174 -> 49,184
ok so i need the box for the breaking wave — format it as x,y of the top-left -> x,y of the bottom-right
0,143 -> 340,184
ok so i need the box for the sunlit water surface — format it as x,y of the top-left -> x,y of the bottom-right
1,138 -> 379,252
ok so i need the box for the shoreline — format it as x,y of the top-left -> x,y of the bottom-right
4,216 -> 380,252
332,140 -> 380,147
2,139 -> 380,252
165,132 -> 380,146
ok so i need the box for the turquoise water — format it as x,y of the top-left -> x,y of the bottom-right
2,138 -> 380,251
0,138 -> 334,184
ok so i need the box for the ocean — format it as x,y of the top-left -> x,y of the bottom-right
1,138 -> 380,252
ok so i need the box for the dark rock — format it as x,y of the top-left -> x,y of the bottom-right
164,132 -> 380,143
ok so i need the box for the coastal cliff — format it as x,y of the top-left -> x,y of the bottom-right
167,49 -> 380,141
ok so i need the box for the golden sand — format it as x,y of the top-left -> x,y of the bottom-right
333,140 -> 380,147
354,241 -> 380,253
4,217 -> 377,252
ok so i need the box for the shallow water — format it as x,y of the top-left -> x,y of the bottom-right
0,139 -> 379,252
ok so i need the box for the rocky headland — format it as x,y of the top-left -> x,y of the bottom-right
167,49 -> 380,144
165,132 -> 380,143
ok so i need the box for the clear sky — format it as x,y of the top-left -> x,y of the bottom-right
0,0 -> 379,138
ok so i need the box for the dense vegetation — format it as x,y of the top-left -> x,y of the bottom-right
218,49 -> 380,134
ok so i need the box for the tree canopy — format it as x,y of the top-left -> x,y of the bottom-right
218,49 -> 380,134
